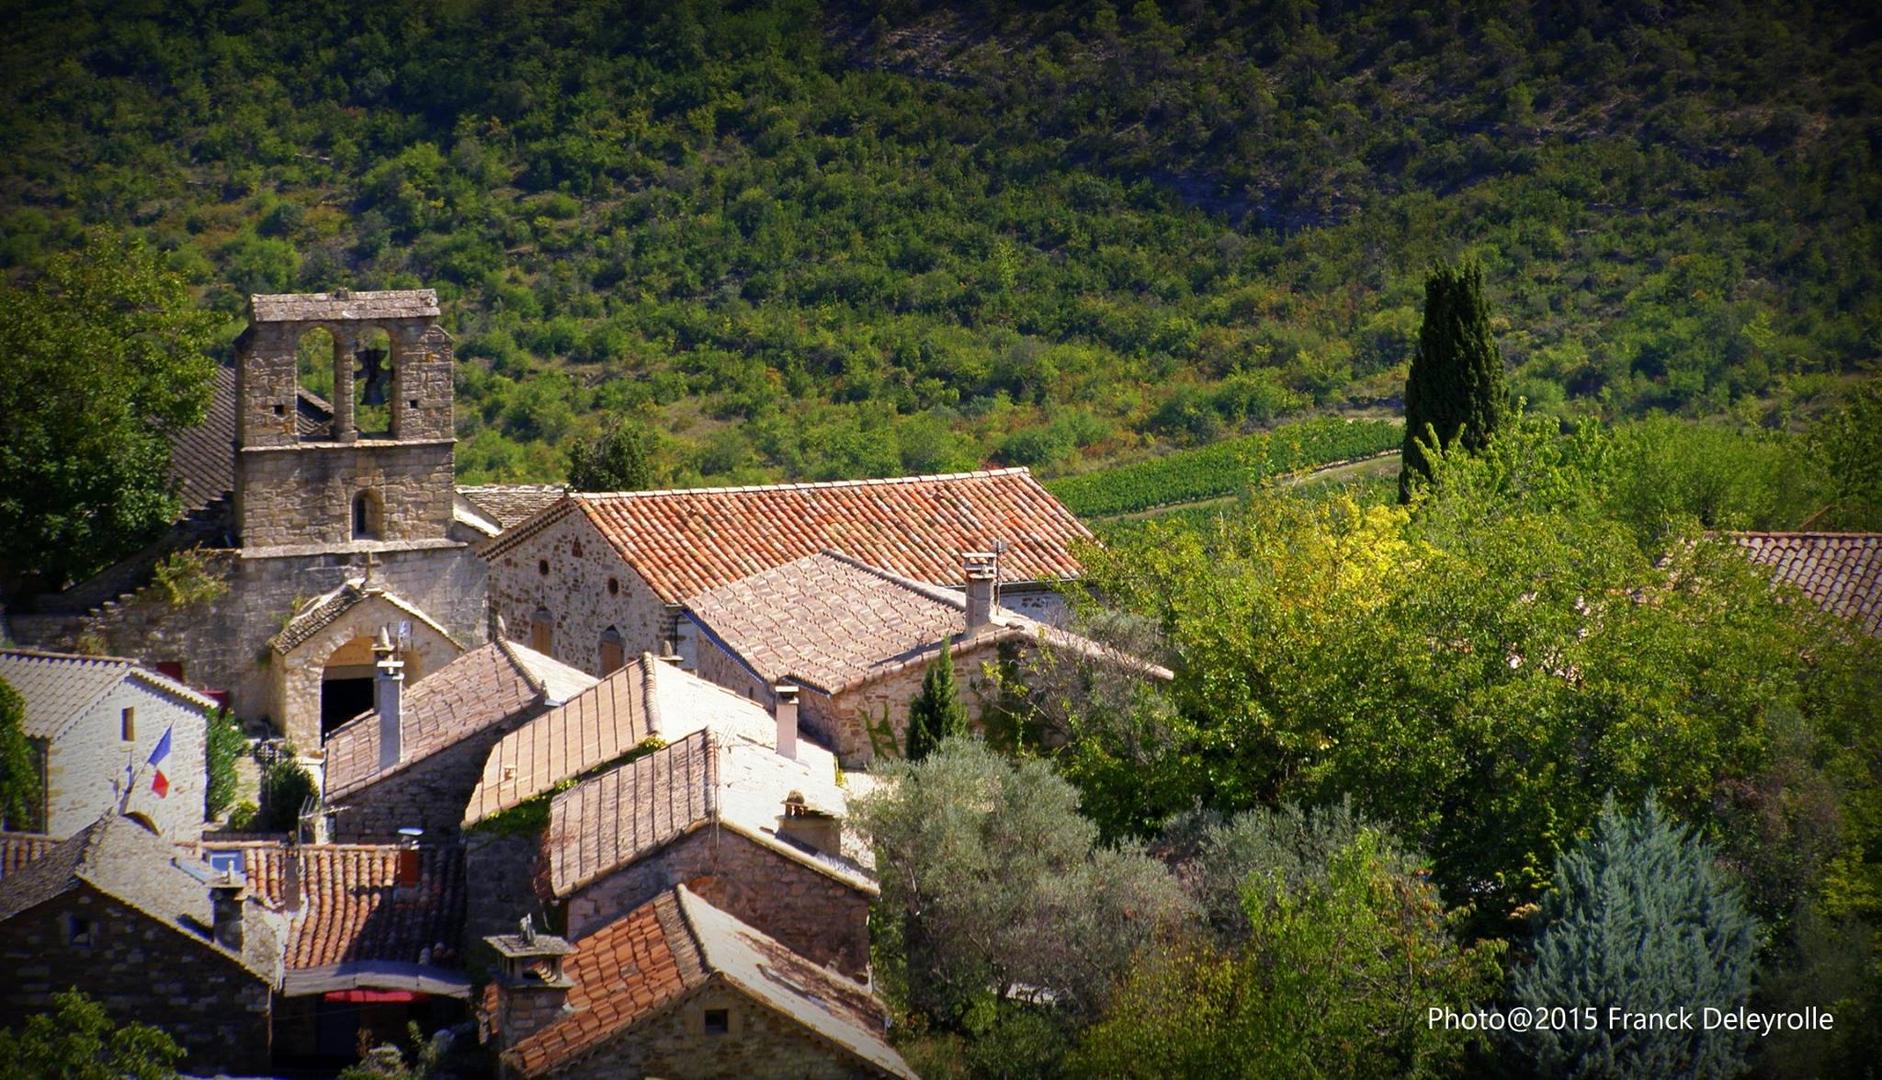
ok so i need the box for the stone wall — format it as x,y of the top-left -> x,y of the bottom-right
46,680 -> 206,842
465,830 -> 552,948
485,512 -> 671,675
237,440 -> 455,549
273,587 -> 466,751
819,637 -> 1006,766
0,887 -> 273,1074
330,704 -> 546,843
563,828 -> 871,980
527,980 -> 892,1080
10,545 -> 488,744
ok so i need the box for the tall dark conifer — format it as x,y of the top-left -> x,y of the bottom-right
1399,261 -> 1508,502
905,641 -> 968,761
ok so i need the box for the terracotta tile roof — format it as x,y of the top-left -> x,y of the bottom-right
685,551 -> 1172,695
542,728 -> 860,900
249,289 -> 439,323
0,833 -> 56,878
501,885 -> 911,1079
0,649 -> 217,740
457,485 -> 568,530
270,582 -> 460,656
463,655 -> 801,828
324,641 -> 595,801
0,814 -> 279,982
1729,532 -> 1882,635
168,366 -> 331,516
201,841 -> 466,971
481,469 -> 1092,603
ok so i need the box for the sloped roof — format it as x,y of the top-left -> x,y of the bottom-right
0,649 -> 217,740
250,289 -> 439,323
1729,532 -> 1882,635
0,814 -> 278,982
500,885 -> 911,1079
209,842 -> 466,974
684,551 -> 1172,696
324,640 -> 595,801
167,365 -> 332,517
542,729 -> 864,900
270,582 -> 460,656
462,654 -> 807,828
458,485 -> 568,531
481,469 -> 1092,603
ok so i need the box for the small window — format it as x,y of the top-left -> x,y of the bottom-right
599,627 -> 625,675
703,1008 -> 729,1036
272,403 -> 286,417
205,850 -> 245,876
530,608 -> 553,654
121,707 -> 135,742
353,490 -> 384,540
67,914 -> 95,948
537,559 -> 550,577
571,540 -> 583,558
408,398 -> 420,410
607,577 -> 620,596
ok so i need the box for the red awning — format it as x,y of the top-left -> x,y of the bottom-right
322,989 -> 424,1004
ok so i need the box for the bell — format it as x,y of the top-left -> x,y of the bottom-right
354,347 -> 389,406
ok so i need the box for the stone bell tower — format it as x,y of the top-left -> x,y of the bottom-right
232,290 -> 456,550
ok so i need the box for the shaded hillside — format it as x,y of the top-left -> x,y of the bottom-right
1,0 -> 1875,487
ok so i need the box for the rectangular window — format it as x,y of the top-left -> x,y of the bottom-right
67,914 -> 95,948
703,1008 -> 729,1036
120,707 -> 135,742
205,850 -> 245,876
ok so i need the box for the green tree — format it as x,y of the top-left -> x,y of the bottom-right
904,642 -> 968,762
0,233 -> 220,591
203,709 -> 247,822
566,415 -> 662,492
1399,261 -> 1507,502
853,738 -> 1187,1036
1505,796 -> 1757,1078
257,744 -> 317,834
1072,830 -> 1503,1078
0,676 -> 42,830
0,987 -> 185,1079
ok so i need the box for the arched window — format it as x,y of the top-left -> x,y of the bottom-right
599,626 -> 625,674
352,489 -> 384,539
530,607 -> 554,654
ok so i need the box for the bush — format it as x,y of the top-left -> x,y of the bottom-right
203,709 -> 247,822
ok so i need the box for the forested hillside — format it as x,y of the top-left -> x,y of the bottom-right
1,0 -> 1876,486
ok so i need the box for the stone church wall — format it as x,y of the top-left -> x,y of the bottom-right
237,441 -> 454,549
485,512 -> 671,675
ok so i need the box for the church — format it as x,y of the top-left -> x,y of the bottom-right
5,289 -> 526,751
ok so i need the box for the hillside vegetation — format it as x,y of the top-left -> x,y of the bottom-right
0,0 -> 1876,488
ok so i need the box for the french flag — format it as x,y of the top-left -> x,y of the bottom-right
147,726 -> 173,799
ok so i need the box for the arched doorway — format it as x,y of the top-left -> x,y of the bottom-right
318,634 -> 423,738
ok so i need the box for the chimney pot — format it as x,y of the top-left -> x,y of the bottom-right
773,683 -> 799,761
963,552 -> 997,633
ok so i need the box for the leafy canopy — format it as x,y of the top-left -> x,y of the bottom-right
0,676 -> 42,830
0,988 -> 184,1080
0,233 -> 219,590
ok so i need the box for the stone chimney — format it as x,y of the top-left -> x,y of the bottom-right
374,628 -> 404,770
777,791 -> 841,856
209,874 -> 246,952
963,552 -> 998,634
281,843 -> 305,916
396,827 -> 423,894
485,918 -> 577,1048
773,683 -> 799,761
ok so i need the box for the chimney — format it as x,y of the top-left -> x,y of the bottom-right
396,827 -> 423,893
374,628 -> 404,770
210,874 -> 246,952
963,552 -> 997,633
485,919 -> 577,1048
777,791 -> 842,856
281,843 -> 305,916
773,683 -> 799,761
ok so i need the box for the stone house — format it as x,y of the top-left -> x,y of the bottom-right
483,884 -> 915,1079
190,838 -> 471,1066
0,812 -> 282,1074
478,468 -> 1094,678
8,290 -> 500,750
0,649 -> 214,840
322,637 -> 594,842
543,728 -> 874,978
459,653 -> 836,943
1728,531 -> 1882,635
681,550 -> 1174,765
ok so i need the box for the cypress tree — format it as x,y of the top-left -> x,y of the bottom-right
1399,261 -> 1508,502
0,677 -> 41,829
1505,795 -> 1757,1078
905,640 -> 968,761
